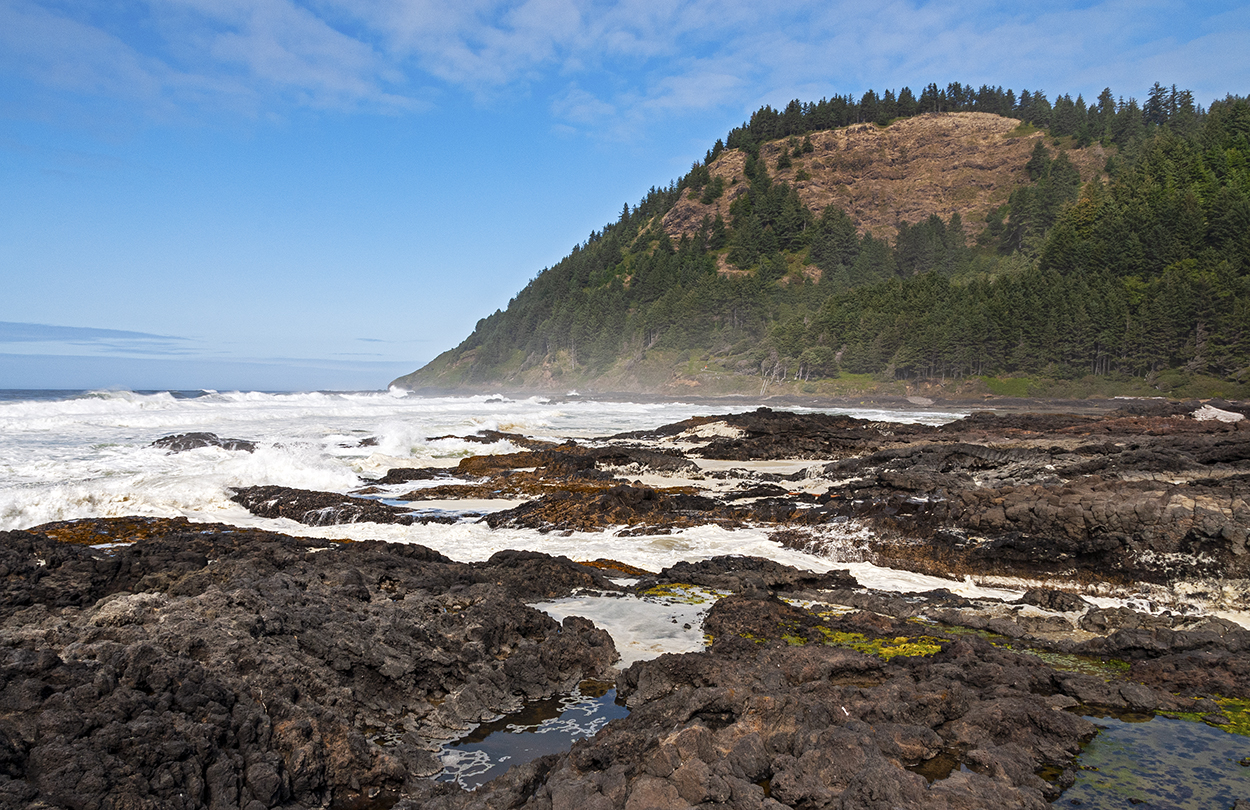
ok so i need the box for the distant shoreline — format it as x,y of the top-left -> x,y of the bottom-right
397,386 -> 1173,415
2,386 -> 1234,418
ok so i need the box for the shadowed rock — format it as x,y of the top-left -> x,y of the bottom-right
152,432 -> 257,453
484,484 -> 733,533
401,593 -> 1102,810
0,522 -> 619,809
230,484 -> 420,525
639,555 -> 859,595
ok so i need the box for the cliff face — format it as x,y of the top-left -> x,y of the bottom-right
661,112 -> 1105,247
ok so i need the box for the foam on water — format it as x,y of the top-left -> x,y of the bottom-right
0,389 -> 961,533
436,685 -> 630,790
536,588 -> 725,666
7,389 -> 1247,628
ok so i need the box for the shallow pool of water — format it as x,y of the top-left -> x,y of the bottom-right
1059,714 -> 1250,809
436,682 -> 629,790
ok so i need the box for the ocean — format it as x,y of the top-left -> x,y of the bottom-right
0,388 -> 1003,590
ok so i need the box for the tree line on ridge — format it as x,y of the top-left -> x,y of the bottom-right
403,82 -> 1250,393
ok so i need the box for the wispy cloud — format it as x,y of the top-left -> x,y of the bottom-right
0,322 -> 185,344
2,0 -> 1246,132
551,84 -> 616,125
154,0 -> 420,110
0,321 -> 192,356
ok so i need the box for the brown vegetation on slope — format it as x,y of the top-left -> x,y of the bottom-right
662,112 -> 1108,247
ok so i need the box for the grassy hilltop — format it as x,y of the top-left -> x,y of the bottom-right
393,83 -> 1250,401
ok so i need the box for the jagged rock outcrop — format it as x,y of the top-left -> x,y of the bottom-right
400,593 -> 1105,810
230,484 -> 422,525
0,523 -> 618,809
152,432 -> 257,453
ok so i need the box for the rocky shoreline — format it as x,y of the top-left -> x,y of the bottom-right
231,398 -> 1250,603
2,401 -> 1249,808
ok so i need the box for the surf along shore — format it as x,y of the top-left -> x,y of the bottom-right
2,398 -> 1248,809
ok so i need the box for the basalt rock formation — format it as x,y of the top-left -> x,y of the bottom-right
152,432 -> 258,453
637,555 -> 860,595
398,587 -> 1238,810
0,521 -> 618,809
230,484 -> 423,525
2,513 -> 1247,809
110,401 -> 1250,808
229,403 -> 1250,595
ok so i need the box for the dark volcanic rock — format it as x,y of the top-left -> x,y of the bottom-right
945,410 -> 1102,433
953,477 -> 1249,583
484,484 -> 734,533
641,555 -> 859,594
373,467 -> 452,485
597,405 -> 1250,588
455,444 -> 697,478
152,432 -> 257,453
797,411 -> 1250,587
231,484 -> 420,525
390,443 -> 705,507
1109,398 -> 1250,419
427,429 -> 558,450
1077,616 -> 1250,659
1018,588 -> 1091,613
450,405 -> 1250,588
0,523 -> 618,809
3,516 -> 1237,810
405,595 -> 1098,810
663,406 -> 937,460
1128,650 -> 1250,698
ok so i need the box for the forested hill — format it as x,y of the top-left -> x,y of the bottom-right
392,83 -> 1250,399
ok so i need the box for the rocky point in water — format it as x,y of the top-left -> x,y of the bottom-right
259,399 -> 1249,596
3,400 -> 1249,808
152,433 -> 258,453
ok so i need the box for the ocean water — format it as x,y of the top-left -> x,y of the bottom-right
1063,714 -> 1250,809
436,683 -> 630,790
0,387 -> 956,559
5,388 -> 1248,619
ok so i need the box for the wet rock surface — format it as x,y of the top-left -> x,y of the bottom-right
337,405 -> 1250,588
152,432 -> 258,453
14,402 -> 1250,808
400,593 -> 1120,810
2,516 -> 1246,809
485,485 -> 733,534
638,555 -> 860,594
0,521 -> 618,809
231,484 -> 423,525
228,405 -> 1250,591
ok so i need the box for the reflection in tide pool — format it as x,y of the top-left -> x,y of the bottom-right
436,682 -> 629,790
1062,714 -> 1250,809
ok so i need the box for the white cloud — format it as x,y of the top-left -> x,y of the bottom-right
551,84 -> 615,124
153,0 -> 419,109
2,0 -> 1246,132
0,1 -> 169,101
0,321 -> 193,357
641,70 -> 744,113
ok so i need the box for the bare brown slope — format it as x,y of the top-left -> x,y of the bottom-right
663,112 -> 1108,245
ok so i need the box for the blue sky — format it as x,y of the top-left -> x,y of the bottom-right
2,0 -> 1247,391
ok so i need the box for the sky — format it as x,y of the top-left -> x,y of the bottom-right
1,1 -> 1247,391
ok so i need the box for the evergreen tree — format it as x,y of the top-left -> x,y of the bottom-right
809,205 -> 860,273
1025,140 -> 1050,180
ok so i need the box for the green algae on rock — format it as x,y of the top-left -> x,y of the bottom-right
813,627 -> 945,659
